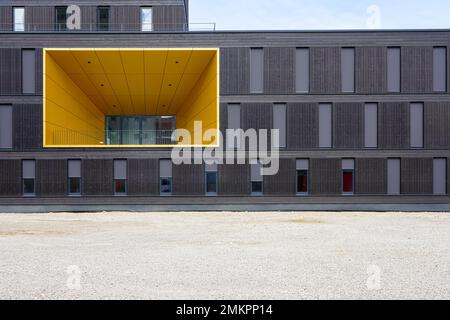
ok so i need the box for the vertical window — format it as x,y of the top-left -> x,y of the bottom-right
387,159 -> 401,195
250,162 -> 263,195
341,48 -> 355,93
0,105 -> 12,149
13,7 -> 25,32
97,7 -> 110,31
364,103 -> 378,148
159,159 -> 172,195
387,47 -> 401,93
273,104 -> 286,148
295,48 -> 309,93
55,6 -> 68,31
227,104 -> 241,149
410,103 -> 424,148
342,159 -> 355,194
141,7 -> 153,31
114,160 -> 127,195
22,49 -> 36,94
319,103 -> 332,148
68,160 -> 81,195
296,159 -> 309,195
22,160 -> 35,196
433,158 -> 447,195
250,48 -> 264,93
205,163 -> 218,196
433,47 -> 447,92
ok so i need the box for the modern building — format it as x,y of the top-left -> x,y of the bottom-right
0,0 -> 449,212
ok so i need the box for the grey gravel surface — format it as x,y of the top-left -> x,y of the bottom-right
0,211 -> 449,300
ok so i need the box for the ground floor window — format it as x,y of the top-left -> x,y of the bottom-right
160,177 -> 172,195
296,170 -> 308,194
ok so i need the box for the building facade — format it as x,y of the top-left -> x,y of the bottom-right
0,0 -> 450,212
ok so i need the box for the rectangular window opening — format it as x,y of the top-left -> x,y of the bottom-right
250,48 -> 264,94
387,47 -> 401,93
141,7 -> 153,32
0,105 -> 13,149
341,48 -> 355,93
296,159 -> 309,195
68,160 -> 81,195
251,162 -> 263,195
22,160 -> 35,196
13,7 -> 25,32
97,7 -> 110,31
114,160 -> 127,195
160,159 -> 172,195
296,48 -> 310,93
55,6 -> 68,31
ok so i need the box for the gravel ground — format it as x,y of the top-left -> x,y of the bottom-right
0,211 -> 449,300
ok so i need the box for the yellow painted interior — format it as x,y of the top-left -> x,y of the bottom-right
43,48 -> 219,147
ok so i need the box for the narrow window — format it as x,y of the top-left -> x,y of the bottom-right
295,48 -> 309,93
13,7 -> 25,32
205,163 -> 218,196
341,48 -> 355,93
296,159 -> 309,195
141,7 -> 153,31
387,48 -> 401,92
22,49 -> 36,94
273,103 -> 286,148
364,103 -> 378,148
251,162 -> 263,195
433,158 -> 447,195
319,103 -> 332,148
114,160 -> 127,195
387,158 -> 401,195
342,159 -> 355,195
433,47 -> 447,92
68,160 -> 81,195
22,160 -> 35,196
227,104 -> 241,149
0,105 -> 12,149
159,159 -> 172,195
55,6 -> 68,31
250,48 -> 264,93
410,103 -> 424,148
97,7 -> 110,31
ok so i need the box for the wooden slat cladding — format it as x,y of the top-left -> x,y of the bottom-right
287,103 -> 318,149
0,48 -> 21,94
263,158 -> 296,195
36,159 -> 67,196
35,48 -> 43,94
219,103 -> 228,148
127,159 -> 159,195
401,158 -> 433,194
110,6 -> 140,32
0,7 -> 12,32
82,159 -> 113,196
0,160 -> 21,196
401,47 -> 433,93
12,104 -> 43,150
218,164 -> 250,196
424,102 -> 450,149
25,6 -> 54,32
263,47 -> 295,94
310,158 -> 341,195
355,158 -> 387,194
172,163 -> 205,195
220,47 -> 250,95
333,102 -> 364,149
355,47 -> 387,93
378,102 -> 410,149
310,47 -> 341,94
241,103 -> 272,150
153,5 -> 186,32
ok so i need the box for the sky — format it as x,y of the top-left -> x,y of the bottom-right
189,0 -> 450,31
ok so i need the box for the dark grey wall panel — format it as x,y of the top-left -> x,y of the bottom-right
0,48 -> 21,94
401,158 -> 433,194
35,48 -> 43,94
218,164 -> 250,196
401,46 -> 433,93
355,47 -> 387,93
13,104 -> 42,150
154,5 -> 186,31
310,47 -> 341,94
310,158 -> 341,195
127,159 -> 159,195
80,6 -> 97,31
0,160 -> 21,196
378,102 -> 409,149
333,102 -> 364,149
25,6 -> 54,32
263,47 -> 295,94
82,159 -> 113,196
241,103 -> 272,149
220,47 -> 249,95
287,103 -> 318,149
36,159 -> 67,196
0,7 -> 12,32
424,101 -> 450,149
355,158 -> 387,194
110,6 -> 140,31
263,158 -> 296,195
173,163 -> 205,195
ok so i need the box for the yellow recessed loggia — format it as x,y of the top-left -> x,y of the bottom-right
43,48 -> 220,148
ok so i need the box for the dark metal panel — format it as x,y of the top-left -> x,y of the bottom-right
219,102 -> 227,148
218,164 -> 250,196
241,103 -> 272,149
310,47 -> 341,94
378,102 -> 409,149
81,159 -> 113,196
355,158 -> 387,194
153,5 -> 186,32
425,102 -> 450,149
80,6 -> 97,32
0,48 -> 21,94
263,47 -> 295,94
333,102 -> 364,149
35,48 -> 43,94
12,104 -> 42,150
127,159 -> 159,195
286,102 -> 318,149
401,158 -> 433,194
36,159 -> 67,196
172,163 -> 205,195
220,47 -> 250,95
25,6 -> 54,32
0,159 -> 21,196
447,157 -> 450,194
0,6 -> 12,32
401,46 -> 433,93
355,47 -> 387,94
310,158 -> 341,195
110,6 -> 140,31
263,158 -> 296,195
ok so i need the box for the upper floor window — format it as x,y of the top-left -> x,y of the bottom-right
55,6 -> 68,31
13,7 -> 25,32
141,7 -> 153,31
97,7 -> 110,31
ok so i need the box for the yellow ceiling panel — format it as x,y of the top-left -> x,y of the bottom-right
165,50 -> 193,74
48,51 -> 83,74
184,51 -> 216,74
120,50 -> 144,74
145,94 -> 160,115
125,74 -> 145,95
144,50 -> 168,74
167,73 -> 202,114
145,74 -> 164,96
71,51 -> 104,74
130,95 -> 147,115
95,50 -> 124,74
